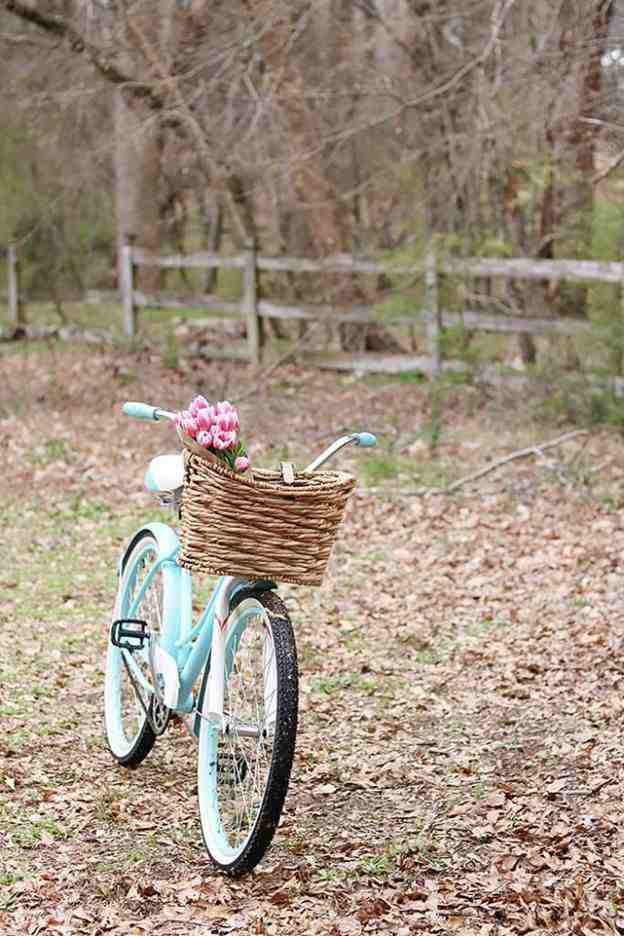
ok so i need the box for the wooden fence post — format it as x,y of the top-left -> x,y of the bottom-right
424,247 -> 441,374
120,241 -> 136,337
242,240 -> 261,365
7,244 -> 24,328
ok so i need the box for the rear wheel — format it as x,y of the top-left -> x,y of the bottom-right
104,531 -> 170,767
197,591 -> 298,875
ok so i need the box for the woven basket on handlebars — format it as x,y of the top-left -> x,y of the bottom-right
177,448 -> 356,586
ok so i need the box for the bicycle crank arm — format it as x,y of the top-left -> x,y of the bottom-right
120,652 -> 170,737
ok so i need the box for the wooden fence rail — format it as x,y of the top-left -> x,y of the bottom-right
121,245 -> 614,372
4,241 -> 623,375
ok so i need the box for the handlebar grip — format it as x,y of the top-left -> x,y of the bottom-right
354,432 -> 377,447
122,401 -> 162,421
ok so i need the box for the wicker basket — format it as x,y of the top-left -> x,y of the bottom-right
177,449 -> 356,585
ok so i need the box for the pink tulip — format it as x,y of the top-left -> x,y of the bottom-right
190,395 -> 210,414
196,407 -> 215,431
216,412 -> 236,433
212,430 -> 237,450
183,416 -> 199,438
196,429 -> 213,447
215,402 -> 240,430
177,399 -> 244,458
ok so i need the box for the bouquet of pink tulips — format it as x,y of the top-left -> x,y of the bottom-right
175,396 -> 250,473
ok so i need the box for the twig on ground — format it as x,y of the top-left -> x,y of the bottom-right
566,431 -> 592,470
360,429 -> 590,497
442,429 -> 589,495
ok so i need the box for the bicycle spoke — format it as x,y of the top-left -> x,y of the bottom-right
215,612 -> 276,851
198,592 -> 298,874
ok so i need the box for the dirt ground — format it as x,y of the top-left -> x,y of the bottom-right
2,344 -> 624,935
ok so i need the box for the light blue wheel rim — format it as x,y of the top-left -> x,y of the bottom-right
197,600 -> 276,866
104,538 -> 160,758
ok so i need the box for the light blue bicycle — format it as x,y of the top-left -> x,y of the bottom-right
104,400 -> 376,875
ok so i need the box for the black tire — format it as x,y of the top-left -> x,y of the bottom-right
197,589 -> 298,875
104,530 -> 164,767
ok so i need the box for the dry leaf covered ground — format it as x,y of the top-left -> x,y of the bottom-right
1,344 -> 624,935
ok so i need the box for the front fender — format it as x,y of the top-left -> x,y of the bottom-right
119,521 -> 182,572
119,522 -> 192,658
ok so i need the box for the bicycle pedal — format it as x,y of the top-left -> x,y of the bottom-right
111,618 -> 150,650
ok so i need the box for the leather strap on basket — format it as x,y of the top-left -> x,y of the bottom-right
280,462 -> 295,485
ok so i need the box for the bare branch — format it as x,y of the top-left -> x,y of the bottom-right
593,147 -> 624,186
1,0 -> 146,86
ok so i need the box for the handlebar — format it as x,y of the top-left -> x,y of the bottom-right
122,401 -> 176,422
122,401 -> 376,470
304,432 -> 376,472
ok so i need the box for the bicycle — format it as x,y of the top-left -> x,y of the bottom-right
104,399 -> 376,875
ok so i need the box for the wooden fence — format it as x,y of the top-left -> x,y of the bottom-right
4,239 -> 624,374
121,244 -> 617,373
1,245 -> 23,328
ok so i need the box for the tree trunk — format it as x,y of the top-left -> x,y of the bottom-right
114,88 -> 163,294
197,190 -> 223,293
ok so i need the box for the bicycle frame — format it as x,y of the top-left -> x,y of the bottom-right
119,400 -> 376,730
119,520 -> 261,723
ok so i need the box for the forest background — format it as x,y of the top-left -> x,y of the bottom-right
2,0 -> 624,373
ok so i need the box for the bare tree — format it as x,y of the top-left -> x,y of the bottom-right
1,0 -> 619,359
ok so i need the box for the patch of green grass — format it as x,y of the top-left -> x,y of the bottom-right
31,681 -> 54,699
387,834 -> 450,871
299,643 -> 325,668
467,616 -> 511,636
400,634 -> 450,664
0,870 -> 28,887
413,646 -> 443,664
411,460 -> 453,489
0,666 -> 20,686
161,327 -> 180,370
29,438 -> 73,465
355,854 -> 394,877
94,791 -> 128,824
310,673 -> 378,695
123,848 -> 151,863
599,493 -> 621,511
360,453 -> 401,485
315,867 -> 344,882
396,370 -> 427,384
357,548 -> 388,563
12,817 -> 71,848
471,780 -> 487,800
0,892 -> 17,911
342,634 -> 365,651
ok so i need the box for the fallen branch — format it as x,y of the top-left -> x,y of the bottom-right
443,429 -> 589,494
358,429 -> 590,497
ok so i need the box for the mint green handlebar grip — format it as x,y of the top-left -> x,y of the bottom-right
122,402 -> 162,421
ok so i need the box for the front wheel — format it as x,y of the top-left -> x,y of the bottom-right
197,590 -> 298,875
